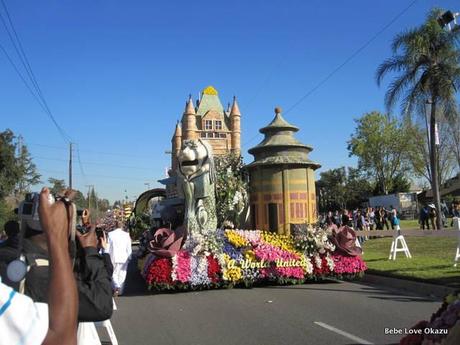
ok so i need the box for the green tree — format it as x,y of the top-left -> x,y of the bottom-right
376,8 -> 460,228
16,144 -> 41,194
345,167 -> 374,208
348,112 -> 410,195
316,167 -> 347,211
405,121 -> 455,185
48,177 -> 67,195
0,130 -> 19,199
316,167 -> 373,211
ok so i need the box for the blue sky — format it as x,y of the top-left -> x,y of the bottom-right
1,0 -> 458,202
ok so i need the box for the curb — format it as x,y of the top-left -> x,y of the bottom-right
361,273 -> 457,299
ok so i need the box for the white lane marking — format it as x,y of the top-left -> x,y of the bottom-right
314,321 -> 374,345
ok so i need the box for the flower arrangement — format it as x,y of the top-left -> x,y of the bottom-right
400,292 -> 460,345
142,228 -> 367,291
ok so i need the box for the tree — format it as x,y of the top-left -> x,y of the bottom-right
0,130 -> 20,199
376,8 -> 460,229
348,112 -> 410,195
406,121 -> 456,185
316,166 -> 373,211
448,104 -> 460,171
16,144 -> 41,194
316,167 -> 347,211
344,167 -> 374,208
48,177 -> 67,195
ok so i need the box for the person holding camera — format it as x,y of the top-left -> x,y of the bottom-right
1,187 -> 78,345
4,192 -> 113,323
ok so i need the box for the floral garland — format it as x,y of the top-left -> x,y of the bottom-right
142,229 -> 367,291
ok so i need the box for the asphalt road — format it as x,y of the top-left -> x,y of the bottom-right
102,259 -> 441,345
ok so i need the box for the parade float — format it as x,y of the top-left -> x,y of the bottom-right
135,90 -> 367,291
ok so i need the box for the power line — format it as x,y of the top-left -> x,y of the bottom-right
241,0 -> 419,150
27,142 -> 150,159
39,169 -> 159,183
284,0 -> 419,116
33,155 -> 155,171
0,0 -> 71,143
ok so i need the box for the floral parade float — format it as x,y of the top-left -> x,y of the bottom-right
138,138 -> 367,291
399,291 -> 460,345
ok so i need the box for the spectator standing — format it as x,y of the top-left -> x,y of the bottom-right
379,207 -> 390,230
334,211 -> 341,227
419,205 -> 430,230
428,204 -> 437,230
107,221 -> 132,296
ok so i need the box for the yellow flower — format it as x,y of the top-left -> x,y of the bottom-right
225,230 -> 249,247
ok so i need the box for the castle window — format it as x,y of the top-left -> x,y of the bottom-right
215,120 -> 222,130
206,132 -> 214,138
205,120 -> 213,130
200,132 -> 206,138
218,133 -> 226,138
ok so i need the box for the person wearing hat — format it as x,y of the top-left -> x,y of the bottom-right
329,226 -> 363,257
428,204 -> 437,230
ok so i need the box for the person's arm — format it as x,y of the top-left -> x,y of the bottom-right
39,188 -> 78,345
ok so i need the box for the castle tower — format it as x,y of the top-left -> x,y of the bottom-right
246,107 -> 321,234
230,96 -> 241,155
182,95 -> 198,140
171,121 -> 182,171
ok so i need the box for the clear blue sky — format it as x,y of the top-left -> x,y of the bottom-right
1,0 -> 458,202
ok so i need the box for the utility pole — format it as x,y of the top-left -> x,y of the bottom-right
69,142 -> 73,189
17,135 -> 23,194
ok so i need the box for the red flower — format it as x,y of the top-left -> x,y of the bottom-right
207,255 -> 221,283
146,258 -> 173,285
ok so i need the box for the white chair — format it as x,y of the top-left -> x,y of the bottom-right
389,232 -> 411,260
453,218 -> 460,267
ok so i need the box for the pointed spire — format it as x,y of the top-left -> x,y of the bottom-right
174,120 -> 182,137
230,96 -> 240,116
184,95 -> 196,115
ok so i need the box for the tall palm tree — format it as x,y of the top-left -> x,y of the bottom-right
376,8 -> 460,229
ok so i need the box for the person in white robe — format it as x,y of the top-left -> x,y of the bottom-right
106,221 -> 132,296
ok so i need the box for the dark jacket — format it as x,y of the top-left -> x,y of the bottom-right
21,239 -> 114,322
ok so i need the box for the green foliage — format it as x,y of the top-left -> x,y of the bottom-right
405,122 -> 456,185
48,177 -> 67,195
16,144 -> 41,193
0,199 -> 17,232
131,214 -> 151,240
214,153 -> 249,228
317,166 -> 373,211
0,130 -> 21,198
348,112 -> 411,195
376,8 -> 460,117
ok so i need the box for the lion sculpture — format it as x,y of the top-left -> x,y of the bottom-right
176,139 -> 217,250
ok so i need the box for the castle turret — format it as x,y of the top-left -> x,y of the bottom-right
230,96 -> 241,155
182,95 -> 198,140
171,121 -> 182,171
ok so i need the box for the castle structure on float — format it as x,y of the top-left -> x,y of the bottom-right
170,85 -> 241,171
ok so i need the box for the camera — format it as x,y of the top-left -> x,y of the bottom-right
17,192 -> 55,231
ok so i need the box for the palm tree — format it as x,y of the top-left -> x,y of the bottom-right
376,8 -> 460,229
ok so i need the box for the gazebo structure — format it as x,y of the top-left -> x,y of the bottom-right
246,107 -> 321,234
